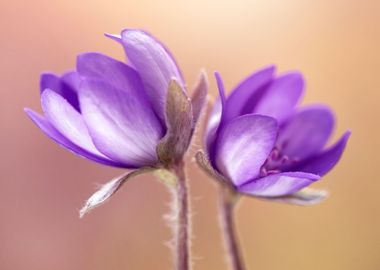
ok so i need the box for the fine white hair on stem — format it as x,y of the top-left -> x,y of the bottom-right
159,162 -> 192,270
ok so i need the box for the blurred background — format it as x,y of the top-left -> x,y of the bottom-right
1,0 -> 379,269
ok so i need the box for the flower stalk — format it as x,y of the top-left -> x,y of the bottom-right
219,187 -> 245,270
171,160 -> 191,270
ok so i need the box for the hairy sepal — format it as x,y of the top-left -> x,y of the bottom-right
190,70 -> 208,128
80,167 -> 154,217
194,150 -> 231,187
262,188 -> 329,206
157,80 -> 193,165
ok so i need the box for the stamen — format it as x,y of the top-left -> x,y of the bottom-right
280,155 -> 289,165
266,169 -> 281,175
260,166 -> 268,176
259,145 -> 300,177
270,147 -> 280,161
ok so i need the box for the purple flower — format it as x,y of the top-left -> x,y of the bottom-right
25,29 -> 208,215
197,66 -> 350,204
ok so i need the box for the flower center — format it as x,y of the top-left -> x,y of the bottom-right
260,144 -> 299,177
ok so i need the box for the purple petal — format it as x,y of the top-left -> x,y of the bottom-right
277,105 -> 335,160
224,65 -> 276,122
40,73 -> 80,111
253,72 -> 304,122
238,172 -> 320,197
61,71 -> 81,91
205,72 -> 227,161
41,89 -> 105,157
205,97 -> 222,155
213,72 -> 227,127
116,29 -> 184,122
78,79 -> 164,167
77,53 -> 158,134
295,131 -> 351,176
77,53 -> 146,98
214,114 -> 278,187
24,108 -> 125,167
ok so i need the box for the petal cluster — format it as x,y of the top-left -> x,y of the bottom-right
202,66 -> 350,202
25,29 -> 206,170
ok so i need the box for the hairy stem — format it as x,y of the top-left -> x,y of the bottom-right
171,160 -> 191,270
219,186 -> 246,270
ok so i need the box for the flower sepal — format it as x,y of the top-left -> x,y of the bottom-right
259,188 -> 329,206
190,71 -> 208,129
79,164 -> 190,218
195,150 -> 234,189
79,167 -> 155,218
157,80 -> 194,166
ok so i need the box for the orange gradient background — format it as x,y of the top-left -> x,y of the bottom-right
1,0 -> 379,269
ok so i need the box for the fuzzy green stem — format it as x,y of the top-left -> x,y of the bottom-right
219,186 -> 246,270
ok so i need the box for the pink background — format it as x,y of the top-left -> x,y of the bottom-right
1,0 -> 379,269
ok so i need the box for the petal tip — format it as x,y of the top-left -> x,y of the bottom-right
277,71 -> 305,90
343,130 -> 352,138
120,28 -> 146,38
40,87 -> 55,99
337,129 -> 351,150
198,70 -> 209,89
24,107 -> 41,118
24,107 -> 32,114
214,72 -> 226,103
40,72 -> 57,79
104,33 -> 122,42
24,108 -> 42,123
281,70 -> 304,79
264,64 -> 277,74
76,52 -> 99,63
214,70 -> 222,81
199,68 -> 208,79
120,29 -> 157,44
